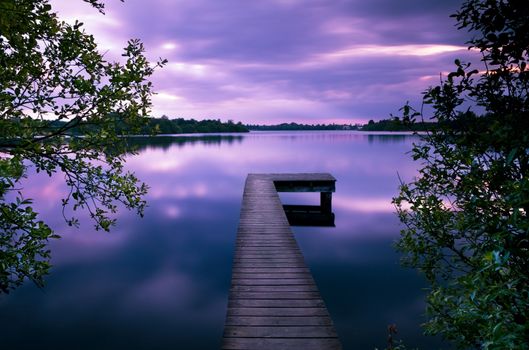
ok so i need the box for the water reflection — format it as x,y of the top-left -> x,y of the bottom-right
126,134 -> 244,152
0,131 -> 445,350
366,133 -> 413,143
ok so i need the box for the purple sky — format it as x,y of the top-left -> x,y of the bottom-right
50,0 -> 480,124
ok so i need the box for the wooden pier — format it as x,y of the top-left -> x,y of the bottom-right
222,173 -> 342,350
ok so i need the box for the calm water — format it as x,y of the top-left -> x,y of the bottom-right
0,131 -> 445,349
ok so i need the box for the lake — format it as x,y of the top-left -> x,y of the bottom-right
0,131 -> 445,349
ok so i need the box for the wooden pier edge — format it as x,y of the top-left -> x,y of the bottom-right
221,173 -> 342,350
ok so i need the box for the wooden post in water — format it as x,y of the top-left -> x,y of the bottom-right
320,192 -> 332,213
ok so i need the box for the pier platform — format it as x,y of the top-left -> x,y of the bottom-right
222,173 -> 342,350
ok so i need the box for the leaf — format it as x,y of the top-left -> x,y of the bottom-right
506,148 -> 517,164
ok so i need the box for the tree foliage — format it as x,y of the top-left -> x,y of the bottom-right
394,0 -> 529,348
147,117 -> 249,134
0,0 -> 165,292
247,122 -> 355,131
361,117 -> 435,132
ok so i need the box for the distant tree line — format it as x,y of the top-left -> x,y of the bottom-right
147,116 -> 249,134
247,120 -> 440,132
361,117 -> 436,131
5,115 -> 440,138
18,115 -> 250,136
247,122 -> 357,131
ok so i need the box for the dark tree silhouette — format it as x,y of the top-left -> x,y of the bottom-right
394,0 -> 529,347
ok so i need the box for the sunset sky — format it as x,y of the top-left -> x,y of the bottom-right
50,0 -> 480,124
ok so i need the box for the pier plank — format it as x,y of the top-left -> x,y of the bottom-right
225,316 -> 333,327
223,325 -> 337,338
222,338 -> 342,350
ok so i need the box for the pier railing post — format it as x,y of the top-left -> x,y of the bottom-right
320,192 -> 332,213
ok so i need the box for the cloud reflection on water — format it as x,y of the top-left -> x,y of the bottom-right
0,131 -> 443,350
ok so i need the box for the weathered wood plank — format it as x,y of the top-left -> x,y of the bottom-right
225,316 -> 334,327
228,298 -> 325,308
234,249 -> 302,253
232,273 -> 312,279
224,326 -> 338,338
227,307 -> 330,317
229,292 -> 321,300
232,259 -> 305,265
230,285 -> 319,293
231,267 -> 310,274
222,338 -> 342,350
232,262 -> 308,268
230,279 -> 316,286
235,245 -> 300,249
235,234 -> 294,239
234,251 -> 302,256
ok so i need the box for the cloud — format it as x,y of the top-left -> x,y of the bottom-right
49,0 -> 481,123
